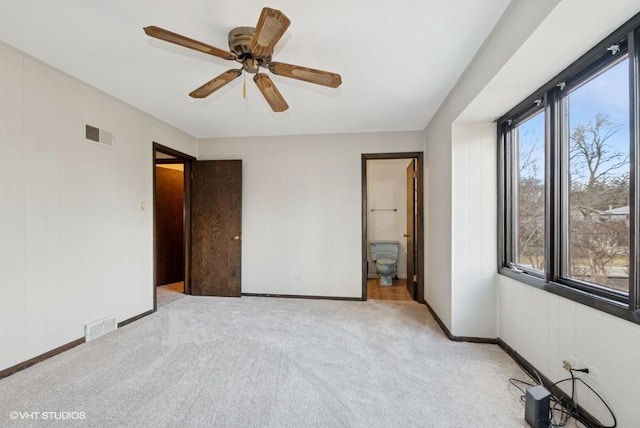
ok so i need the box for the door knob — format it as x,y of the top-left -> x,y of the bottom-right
232,235 -> 240,241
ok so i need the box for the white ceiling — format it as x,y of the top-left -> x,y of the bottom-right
0,0 -> 510,138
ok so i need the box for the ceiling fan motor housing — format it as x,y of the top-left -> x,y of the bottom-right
228,26 -> 270,73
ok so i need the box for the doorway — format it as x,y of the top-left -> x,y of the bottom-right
362,152 -> 424,303
153,145 -> 243,309
153,143 -> 194,311
156,162 -> 184,287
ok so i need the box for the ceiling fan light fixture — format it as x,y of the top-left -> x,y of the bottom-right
254,73 -> 289,112
242,57 -> 260,74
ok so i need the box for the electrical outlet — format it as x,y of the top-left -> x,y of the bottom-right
564,355 -> 580,370
584,362 -> 600,380
570,355 -> 580,368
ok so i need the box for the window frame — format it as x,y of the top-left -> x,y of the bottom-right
559,53 -> 631,302
498,12 -> 640,325
505,104 -> 546,279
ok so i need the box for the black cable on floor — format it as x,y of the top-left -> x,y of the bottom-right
508,369 -> 617,428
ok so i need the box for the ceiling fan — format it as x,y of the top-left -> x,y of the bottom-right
143,7 -> 342,112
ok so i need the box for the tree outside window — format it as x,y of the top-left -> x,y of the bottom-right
565,59 -> 630,293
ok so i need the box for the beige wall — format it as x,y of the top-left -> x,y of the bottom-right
0,41 -> 197,371
198,132 -> 424,298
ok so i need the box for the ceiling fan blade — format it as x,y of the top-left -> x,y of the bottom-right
268,62 -> 342,88
144,26 -> 235,61
249,8 -> 290,58
189,69 -> 242,98
254,73 -> 289,112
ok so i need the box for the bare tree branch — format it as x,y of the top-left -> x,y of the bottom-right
567,113 -> 629,290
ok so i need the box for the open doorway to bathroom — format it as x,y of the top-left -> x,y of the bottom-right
153,143 -> 195,310
362,152 -> 424,302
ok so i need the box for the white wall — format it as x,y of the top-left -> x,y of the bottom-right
451,122 -> 497,337
424,118 -> 452,327
198,132 -> 424,298
366,159 -> 411,279
424,0 -> 562,336
0,41 -> 197,372
498,276 -> 640,426
423,0 -> 640,425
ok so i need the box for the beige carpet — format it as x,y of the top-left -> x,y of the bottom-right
157,282 -> 185,307
0,294 -> 530,427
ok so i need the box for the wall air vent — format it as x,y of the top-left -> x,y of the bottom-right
84,314 -> 118,341
84,123 -> 114,148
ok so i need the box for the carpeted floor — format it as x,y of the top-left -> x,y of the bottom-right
0,293 -> 530,427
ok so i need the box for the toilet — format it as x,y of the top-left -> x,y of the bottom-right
369,240 -> 399,286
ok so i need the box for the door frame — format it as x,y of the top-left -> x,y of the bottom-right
152,142 -> 195,311
361,152 -> 425,302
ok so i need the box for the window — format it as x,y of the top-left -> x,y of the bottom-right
563,59 -> 630,295
511,110 -> 546,274
499,15 -> 640,324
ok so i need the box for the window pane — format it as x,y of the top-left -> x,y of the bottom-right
514,111 -> 545,271
565,59 -> 630,293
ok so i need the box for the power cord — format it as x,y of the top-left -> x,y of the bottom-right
508,368 -> 617,428
546,369 -> 617,428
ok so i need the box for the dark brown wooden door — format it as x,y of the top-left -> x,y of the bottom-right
406,159 -> 417,299
190,160 -> 242,297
